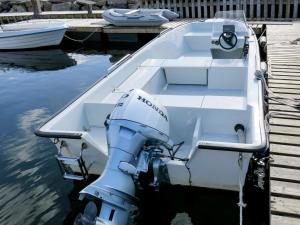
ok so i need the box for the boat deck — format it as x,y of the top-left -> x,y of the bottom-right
267,23 -> 300,225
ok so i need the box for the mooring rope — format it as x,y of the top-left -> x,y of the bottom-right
255,70 -> 300,108
64,28 -> 98,43
237,152 -> 246,225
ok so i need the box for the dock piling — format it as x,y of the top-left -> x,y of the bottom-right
31,0 -> 42,19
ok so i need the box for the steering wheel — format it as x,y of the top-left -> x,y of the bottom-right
218,31 -> 238,50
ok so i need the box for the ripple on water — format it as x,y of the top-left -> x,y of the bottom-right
0,107 -> 73,225
0,49 -> 127,225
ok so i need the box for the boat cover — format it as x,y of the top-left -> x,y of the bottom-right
102,8 -> 179,27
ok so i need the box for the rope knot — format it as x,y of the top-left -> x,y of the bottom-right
237,201 -> 247,208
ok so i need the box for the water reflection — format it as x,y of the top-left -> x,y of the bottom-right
0,108 -> 72,225
0,49 -> 77,72
0,48 -> 131,225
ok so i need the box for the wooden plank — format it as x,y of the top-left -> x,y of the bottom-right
271,196 -> 300,216
191,0 -> 195,18
269,78 -> 300,83
31,0 -> 42,18
270,143 -> 300,156
185,0 -> 189,18
269,83 -> 300,89
257,0 -> 261,19
179,0 -> 184,18
216,0 -> 220,12
209,0 -> 214,18
270,113 -> 300,121
270,125 -> 300,136
173,0 -> 177,14
236,0 -> 240,10
243,0 -> 247,17
271,180 -> 300,198
269,103 -> 300,113
286,0 -> 291,19
264,0 -> 268,19
270,167 -> 300,182
270,71 -> 300,76
269,76 -> 300,81
203,0 -> 208,18
250,0 -> 254,19
269,50 -> 300,54
271,67 -> 300,71
223,0 -> 227,11
278,0 -> 283,19
269,62 -> 300,66
270,134 -> 300,146
269,85 -> 300,93
197,0 -> 201,18
271,0 -> 275,19
229,0 -> 233,11
155,0 -> 159,8
268,50 -> 300,54
294,0 -> 299,18
269,57 -> 300,61
272,215 -> 300,225
271,154 -> 300,169
167,0 -> 171,9
268,79 -> 300,85
149,0 -> 153,8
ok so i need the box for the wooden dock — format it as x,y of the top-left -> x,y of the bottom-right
9,18 -> 269,36
267,23 -> 300,225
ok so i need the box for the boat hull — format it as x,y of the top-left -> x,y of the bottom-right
0,27 -> 66,50
36,18 -> 267,192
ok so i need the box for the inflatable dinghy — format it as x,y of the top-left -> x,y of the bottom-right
102,8 -> 179,26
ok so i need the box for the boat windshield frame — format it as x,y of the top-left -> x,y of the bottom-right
214,10 -> 247,22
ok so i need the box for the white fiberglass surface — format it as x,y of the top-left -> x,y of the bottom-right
41,20 -> 263,156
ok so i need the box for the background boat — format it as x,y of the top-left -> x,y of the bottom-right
0,21 -> 67,50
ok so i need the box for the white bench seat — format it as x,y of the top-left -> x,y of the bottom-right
162,57 -> 212,85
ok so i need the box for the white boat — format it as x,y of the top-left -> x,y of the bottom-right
103,8 -> 179,26
0,21 -> 67,50
36,11 -> 268,225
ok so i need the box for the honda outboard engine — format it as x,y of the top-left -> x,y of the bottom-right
78,89 -> 171,225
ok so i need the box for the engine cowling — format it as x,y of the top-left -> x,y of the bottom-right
110,89 -> 169,139
78,89 -> 170,225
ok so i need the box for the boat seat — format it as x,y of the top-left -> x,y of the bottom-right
162,57 -> 212,85
208,59 -> 247,90
117,66 -> 162,92
184,32 -> 212,51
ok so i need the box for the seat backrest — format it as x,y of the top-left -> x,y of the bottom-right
208,59 -> 247,90
162,58 -> 212,85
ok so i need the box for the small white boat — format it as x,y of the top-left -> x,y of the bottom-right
103,8 -> 179,26
0,21 -> 67,50
36,11 -> 268,225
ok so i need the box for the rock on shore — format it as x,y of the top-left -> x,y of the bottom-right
0,0 -> 140,13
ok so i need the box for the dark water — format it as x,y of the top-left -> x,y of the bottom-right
0,46 -> 268,225
0,47 -> 132,225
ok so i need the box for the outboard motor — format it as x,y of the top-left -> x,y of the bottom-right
78,89 -> 171,225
